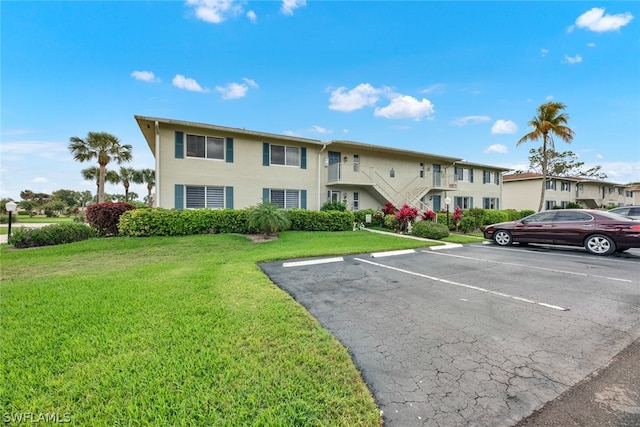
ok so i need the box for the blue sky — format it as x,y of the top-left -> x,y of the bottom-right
2,1 -> 639,201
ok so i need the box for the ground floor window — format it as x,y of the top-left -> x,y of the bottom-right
328,190 -> 341,203
545,200 -> 557,210
186,185 -> 224,209
271,189 -> 301,209
352,192 -> 359,211
454,196 -> 473,209
483,197 -> 499,209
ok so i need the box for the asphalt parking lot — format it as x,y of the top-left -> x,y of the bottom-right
260,243 -> 640,426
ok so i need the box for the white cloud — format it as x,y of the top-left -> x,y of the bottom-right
541,48 -> 549,56
328,83 -> 382,112
570,7 -> 634,33
563,54 -> 583,64
215,78 -> 258,100
545,95 -> 554,101
484,144 -> 509,154
172,74 -> 208,92
131,70 -> 159,83
374,95 -> 435,121
587,43 -> 596,48
281,0 -> 306,15
491,120 -> 517,134
421,83 -> 445,94
33,177 -> 48,184
246,10 -> 256,22
310,125 -> 330,134
186,0 -> 243,24
451,116 -> 491,126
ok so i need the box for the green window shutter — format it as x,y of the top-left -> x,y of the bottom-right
226,137 -> 234,163
483,170 -> 489,184
262,188 -> 270,203
301,190 -> 307,209
470,169 -> 474,183
453,197 -> 459,208
175,184 -> 184,210
175,131 -> 184,159
496,199 -> 500,209
263,143 -> 270,166
483,197 -> 488,209
454,166 -> 458,179
470,197 -> 474,208
496,172 -> 500,185
225,186 -> 234,209
301,147 -> 307,169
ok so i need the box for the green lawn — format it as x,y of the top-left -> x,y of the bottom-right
1,231 -> 437,426
10,215 -> 75,224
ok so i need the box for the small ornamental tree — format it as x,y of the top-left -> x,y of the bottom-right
85,201 -> 136,236
396,204 -> 419,233
421,209 -> 436,221
382,201 -> 396,216
452,206 -> 463,231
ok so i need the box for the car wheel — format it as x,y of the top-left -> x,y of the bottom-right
493,230 -> 513,246
584,234 -> 616,256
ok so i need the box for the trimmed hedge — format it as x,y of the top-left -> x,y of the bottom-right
411,220 -> 450,240
118,208 -> 355,237
8,223 -> 96,249
86,202 -> 136,236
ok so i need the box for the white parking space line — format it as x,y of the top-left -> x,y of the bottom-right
354,257 -> 569,311
282,257 -> 344,268
370,249 -> 416,258
423,250 -> 633,283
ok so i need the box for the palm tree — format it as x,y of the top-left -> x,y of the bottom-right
81,166 -> 119,201
139,168 -> 156,207
114,167 -> 142,202
69,132 -> 133,203
248,201 -> 290,236
517,101 -> 574,212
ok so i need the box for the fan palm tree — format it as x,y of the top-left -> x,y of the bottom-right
114,167 -> 142,202
139,168 -> 156,207
517,101 -> 574,211
81,166 -> 119,202
69,132 -> 133,203
248,201 -> 290,236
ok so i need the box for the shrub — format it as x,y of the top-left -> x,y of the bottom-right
482,210 -> 510,226
383,214 -> 399,230
287,209 -> 354,231
248,203 -> 290,236
459,216 -> 477,233
396,204 -> 419,233
566,202 -> 581,209
411,220 -> 450,240
382,201 -> 396,216
421,209 -> 436,221
519,209 -> 536,219
8,223 -> 96,249
0,215 -> 19,224
86,202 -> 136,236
353,209 -> 381,227
320,201 -> 347,211
504,209 -> 521,221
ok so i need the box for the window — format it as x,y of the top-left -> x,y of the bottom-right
555,211 -> 592,222
185,185 -> 224,209
353,155 -> 360,172
525,211 -> 557,223
270,145 -> 300,166
483,170 -> 499,184
328,191 -> 340,203
419,163 -> 424,178
483,198 -> 499,209
561,181 -> 571,192
271,189 -> 300,209
545,200 -> 557,210
545,180 -> 557,190
186,134 -> 224,160
353,192 -> 359,211
454,196 -> 472,209
455,167 -> 473,182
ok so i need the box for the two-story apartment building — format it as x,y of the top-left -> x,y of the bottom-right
135,116 -> 509,212
502,173 -> 635,211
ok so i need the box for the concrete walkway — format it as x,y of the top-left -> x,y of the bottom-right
364,227 -> 464,250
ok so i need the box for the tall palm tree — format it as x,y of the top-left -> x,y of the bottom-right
517,101 -> 574,212
139,168 -> 156,207
114,167 -> 141,202
69,132 -> 133,203
81,166 -> 119,201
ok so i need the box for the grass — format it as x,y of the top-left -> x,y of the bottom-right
1,231 -> 436,426
10,215 -> 75,224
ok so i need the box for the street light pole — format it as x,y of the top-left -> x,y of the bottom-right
6,201 -> 17,239
444,197 -> 451,228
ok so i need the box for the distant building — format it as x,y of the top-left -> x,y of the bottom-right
135,116 -> 509,212
502,173 -> 636,211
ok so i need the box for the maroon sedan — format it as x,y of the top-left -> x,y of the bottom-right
483,209 -> 640,255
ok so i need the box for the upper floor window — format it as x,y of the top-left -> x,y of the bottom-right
419,162 -> 424,178
455,167 -> 473,182
545,180 -> 557,190
187,134 -> 224,160
353,154 -> 360,172
483,170 -> 499,185
561,181 -> 571,192
270,145 -> 300,166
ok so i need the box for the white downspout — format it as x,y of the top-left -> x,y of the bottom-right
154,121 -> 160,207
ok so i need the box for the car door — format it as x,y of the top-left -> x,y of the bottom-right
551,211 -> 595,245
512,211 -> 557,243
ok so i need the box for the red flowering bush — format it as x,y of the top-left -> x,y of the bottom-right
396,204 -> 419,233
382,201 -> 396,216
421,209 -> 436,221
452,206 -> 463,230
85,202 -> 136,236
